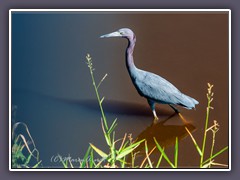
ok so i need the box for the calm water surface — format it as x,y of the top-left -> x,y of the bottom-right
11,12 -> 229,168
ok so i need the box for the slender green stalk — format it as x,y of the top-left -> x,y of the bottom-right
208,120 -> 219,168
156,151 -> 164,168
140,142 -> 155,168
185,127 -> 202,156
131,151 -> 135,168
174,137 -> 178,168
120,156 -> 126,168
86,54 -> 109,131
85,54 -> 145,168
200,83 -> 214,167
80,146 -> 92,168
145,141 -> 153,168
154,137 -> 175,168
110,131 -> 116,167
89,149 -> 95,168
86,54 -> 114,149
202,146 -> 228,165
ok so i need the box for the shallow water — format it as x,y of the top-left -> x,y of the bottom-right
11,11 -> 229,168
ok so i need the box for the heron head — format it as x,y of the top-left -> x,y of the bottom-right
100,28 -> 135,40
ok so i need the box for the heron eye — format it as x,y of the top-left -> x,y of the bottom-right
119,32 -> 123,35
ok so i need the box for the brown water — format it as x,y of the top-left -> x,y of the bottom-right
11,11 -> 229,168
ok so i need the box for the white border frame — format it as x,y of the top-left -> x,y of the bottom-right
9,9 -> 231,171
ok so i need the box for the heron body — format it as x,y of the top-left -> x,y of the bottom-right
100,28 -> 199,120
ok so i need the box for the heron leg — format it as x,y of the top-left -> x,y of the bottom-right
147,99 -> 159,121
169,104 -> 180,114
153,109 -> 158,120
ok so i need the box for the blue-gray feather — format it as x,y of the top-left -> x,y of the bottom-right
133,69 -> 199,109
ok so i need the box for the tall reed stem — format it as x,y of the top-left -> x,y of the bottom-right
86,54 -> 109,131
200,83 -> 214,167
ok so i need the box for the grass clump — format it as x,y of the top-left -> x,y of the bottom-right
85,54 -> 144,168
184,83 -> 228,168
12,122 -> 42,168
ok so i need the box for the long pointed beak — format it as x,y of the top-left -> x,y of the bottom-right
100,31 -> 122,38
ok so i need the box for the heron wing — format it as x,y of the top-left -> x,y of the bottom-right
134,70 -> 188,105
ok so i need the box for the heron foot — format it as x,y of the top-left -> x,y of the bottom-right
153,116 -> 159,124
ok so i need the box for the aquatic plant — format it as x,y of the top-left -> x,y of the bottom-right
12,121 -> 42,168
82,54 -> 228,168
184,83 -> 228,168
85,54 -> 145,168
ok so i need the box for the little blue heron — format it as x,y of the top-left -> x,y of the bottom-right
100,28 -> 199,120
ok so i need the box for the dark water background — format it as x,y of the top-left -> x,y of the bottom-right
11,11 -> 229,168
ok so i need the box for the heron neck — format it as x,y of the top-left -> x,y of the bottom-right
126,37 -> 137,76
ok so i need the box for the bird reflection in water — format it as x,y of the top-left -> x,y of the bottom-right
127,113 -> 196,164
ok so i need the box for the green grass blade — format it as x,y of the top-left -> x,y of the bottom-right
68,159 -> 74,168
100,118 -> 111,146
120,156 -> 126,168
89,148 -> 95,168
24,153 -> 32,167
202,146 -> 228,165
154,137 -> 175,168
156,151 -> 164,168
90,143 -> 108,159
185,127 -> 203,156
145,141 -> 153,168
100,97 -> 105,104
145,164 -> 150,168
97,73 -> 108,89
32,160 -> 42,168
58,154 -> 68,168
116,147 -> 136,161
116,139 -> 144,160
174,137 -> 178,168
80,146 -> 92,168
108,118 -> 118,135
121,140 -> 131,150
